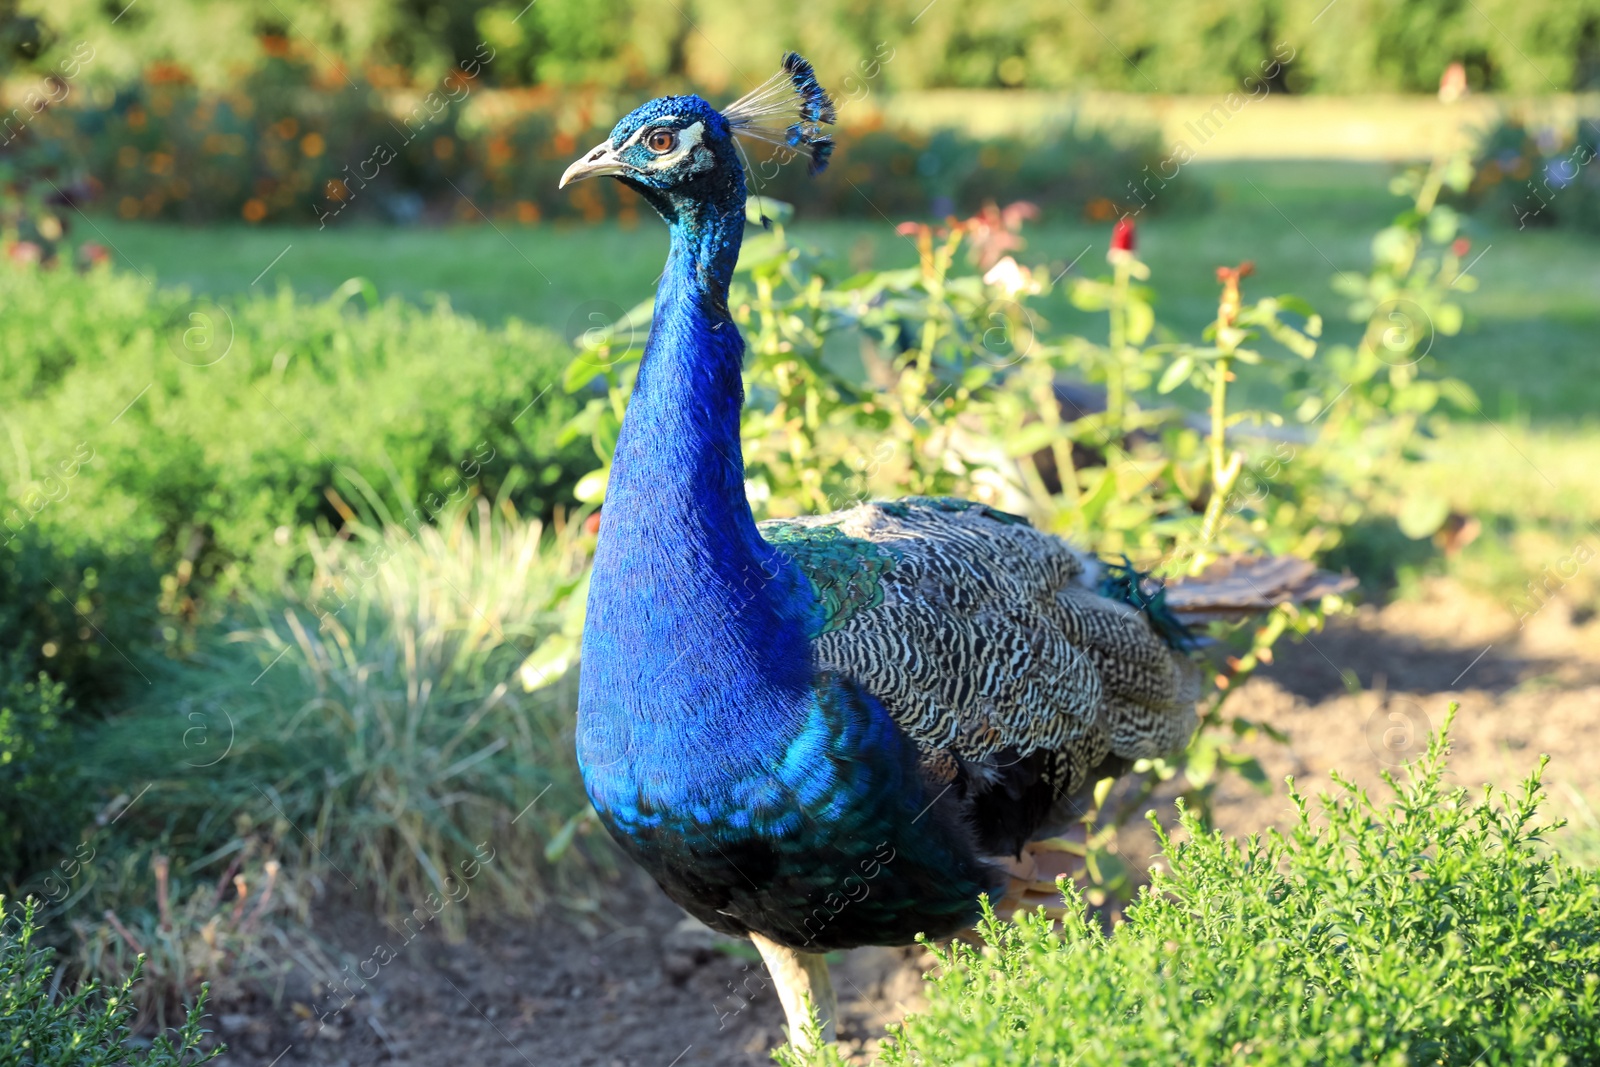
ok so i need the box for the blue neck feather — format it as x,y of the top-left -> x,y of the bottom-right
578,171 -> 818,800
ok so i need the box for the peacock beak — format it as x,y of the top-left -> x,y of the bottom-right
559,139 -> 628,188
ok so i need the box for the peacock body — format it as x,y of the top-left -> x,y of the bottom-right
560,55 -> 1223,1044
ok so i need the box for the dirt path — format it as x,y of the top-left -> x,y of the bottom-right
210,876 -> 925,1067
210,579 -> 1600,1066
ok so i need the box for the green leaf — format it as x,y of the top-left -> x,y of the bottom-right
1185,735 -> 1218,787
745,196 -> 794,225
1157,355 -> 1193,394
1220,750 -> 1272,794
1068,280 -> 1112,311
1397,493 -> 1449,540
563,356 -> 608,394
574,467 -> 609,503
519,633 -> 576,691
1438,377 -> 1481,412
1126,299 -> 1155,345
543,808 -> 592,862
1003,421 -> 1066,457
1433,302 -> 1463,336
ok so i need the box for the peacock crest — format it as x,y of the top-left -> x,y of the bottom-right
722,51 -> 838,175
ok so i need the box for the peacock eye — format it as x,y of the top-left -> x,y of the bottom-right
645,128 -> 678,154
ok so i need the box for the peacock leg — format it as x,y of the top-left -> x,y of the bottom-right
749,931 -> 837,1049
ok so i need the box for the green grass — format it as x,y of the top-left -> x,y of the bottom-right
80,160 -> 1600,423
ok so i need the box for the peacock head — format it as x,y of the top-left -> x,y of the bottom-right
559,52 -> 836,221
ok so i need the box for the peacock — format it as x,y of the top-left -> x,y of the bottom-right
558,54 -> 1342,1049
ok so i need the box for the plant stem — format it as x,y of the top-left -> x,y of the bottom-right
1106,259 -> 1130,433
1195,354 -> 1241,566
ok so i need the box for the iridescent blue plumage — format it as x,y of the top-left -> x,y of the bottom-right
561,73 -> 1003,954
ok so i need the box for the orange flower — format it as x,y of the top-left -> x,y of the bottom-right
515,200 -> 540,224
553,131 -> 577,155
301,132 -> 325,158
242,198 -> 268,223
147,61 -> 190,85
118,196 -> 141,219
1085,197 -> 1118,222
433,136 -> 455,161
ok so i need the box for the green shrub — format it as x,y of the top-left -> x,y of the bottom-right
0,897 -> 221,1065
785,711 -> 1600,1065
0,659 -> 78,879
0,262 -> 584,611
0,531 -> 160,715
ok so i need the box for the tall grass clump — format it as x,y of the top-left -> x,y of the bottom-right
785,708 -> 1600,1066
255,496 -> 605,923
71,500 -> 607,1017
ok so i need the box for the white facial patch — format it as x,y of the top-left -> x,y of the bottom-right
642,120 -> 706,171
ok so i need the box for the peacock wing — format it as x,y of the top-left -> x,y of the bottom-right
759,497 -> 1200,832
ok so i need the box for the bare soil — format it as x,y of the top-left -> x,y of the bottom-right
209,579 -> 1600,1066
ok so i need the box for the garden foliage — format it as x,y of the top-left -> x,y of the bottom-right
784,712 -> 1600,1066
0,261 -> 581,618
14,0 -> 1600,95
37,502 -> 604,1025
0,111 -> 1512,1039
21,49 -> 1177,226
0,898 -> 220,1065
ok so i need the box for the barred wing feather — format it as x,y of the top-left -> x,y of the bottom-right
760,498 -> 1201,821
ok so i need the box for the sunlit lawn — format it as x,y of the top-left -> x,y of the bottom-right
84,161 -> 1599,423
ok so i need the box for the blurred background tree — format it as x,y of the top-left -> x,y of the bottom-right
14,0 -> 1600,94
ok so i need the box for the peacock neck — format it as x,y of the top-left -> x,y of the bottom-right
580,189 -> 816,773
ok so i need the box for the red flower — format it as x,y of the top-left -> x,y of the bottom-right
1110,216 -> 1135,254
584,511 -> 602,536
7,241 -> 42,266
1215,261 -> 1255,329
1451,237 -> 1471,258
